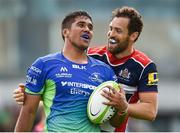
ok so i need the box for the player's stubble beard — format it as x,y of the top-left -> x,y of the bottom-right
70,38 -> 89,52
108,36 -> 130,55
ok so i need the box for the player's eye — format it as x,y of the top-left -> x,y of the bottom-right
88,24 -> 93,31
115,28 -> 122,34
78,22 -> 85,28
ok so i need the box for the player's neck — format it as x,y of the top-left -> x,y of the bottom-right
62,46 -> 88,64
115,46 -> 134,59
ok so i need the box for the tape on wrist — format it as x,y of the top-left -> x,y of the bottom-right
117,104 -> 129,116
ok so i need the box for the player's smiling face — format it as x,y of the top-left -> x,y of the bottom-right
66,16 -> 93,51
107,17 -> 131,54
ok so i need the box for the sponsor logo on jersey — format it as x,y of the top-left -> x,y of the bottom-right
70,88 -> 90,96
30,66 -> 42,74
60,67 -> 68,72
119,68 -> 131,79
61,81 -> 96,90
26,75 -> 37,85
55,73 -> 72,78
89,72 -> 103,83
147,72 -> 158,85
72,64 -> 86,70
56,67 -> 72,78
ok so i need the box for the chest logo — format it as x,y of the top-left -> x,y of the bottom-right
72,64 -> 86,70
89,72 -> 103,83
60,67 -> 68,72
56,67 -> 72,78
119,68 -> 131,79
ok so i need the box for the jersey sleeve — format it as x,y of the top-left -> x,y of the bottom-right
25,57 -> 46,95
138,62 -> 158,92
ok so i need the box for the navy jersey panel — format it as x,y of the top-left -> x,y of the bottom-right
138,62 -> 158,92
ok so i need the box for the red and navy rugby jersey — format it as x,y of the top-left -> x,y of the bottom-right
87,46 -> 158,132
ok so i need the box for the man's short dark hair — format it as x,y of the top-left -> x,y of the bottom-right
112,6 -> 143,42
61,11 -> 92,40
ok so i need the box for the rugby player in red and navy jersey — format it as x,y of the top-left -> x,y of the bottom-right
13,6 -> 158,132
87,6 -> 158,132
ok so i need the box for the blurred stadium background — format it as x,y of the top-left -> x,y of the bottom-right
0,0 -> 180,131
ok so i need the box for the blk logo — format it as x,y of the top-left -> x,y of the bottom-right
72,64 -> 86,70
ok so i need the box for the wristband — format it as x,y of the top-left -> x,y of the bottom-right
117,104 -> 129,116
117,110 -> 127,116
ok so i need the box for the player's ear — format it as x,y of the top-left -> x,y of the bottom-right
63,28 -> 70,39
130,32 -> 139,42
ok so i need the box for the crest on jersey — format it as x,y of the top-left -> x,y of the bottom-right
119,68 -> 131,79
147,72 -> 158,85
89,72 -> 103,83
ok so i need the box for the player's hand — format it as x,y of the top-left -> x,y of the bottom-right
13,83 -> 25,105
101,84 -> 128,113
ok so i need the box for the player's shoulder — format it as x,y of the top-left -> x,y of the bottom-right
89,56 -> 107,65
31,53 -> 62,67
89,56 -> 111,69
131,50 -> 154,67
36,52 -> 63,63
87,46 -> 107,56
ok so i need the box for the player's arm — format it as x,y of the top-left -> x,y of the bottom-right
129,63 -> 159,121
128,92 -> 158,120
14,57 -> 45,131
14,92 -> 41,131
108,91 -> 158,127
13,84 -> 43,105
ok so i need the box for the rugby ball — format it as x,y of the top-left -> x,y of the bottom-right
87,81 -> 120,124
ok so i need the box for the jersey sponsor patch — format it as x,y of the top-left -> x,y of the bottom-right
147,72 -> 158,85
30,66 -> 42,74
26,75 -> 37,85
